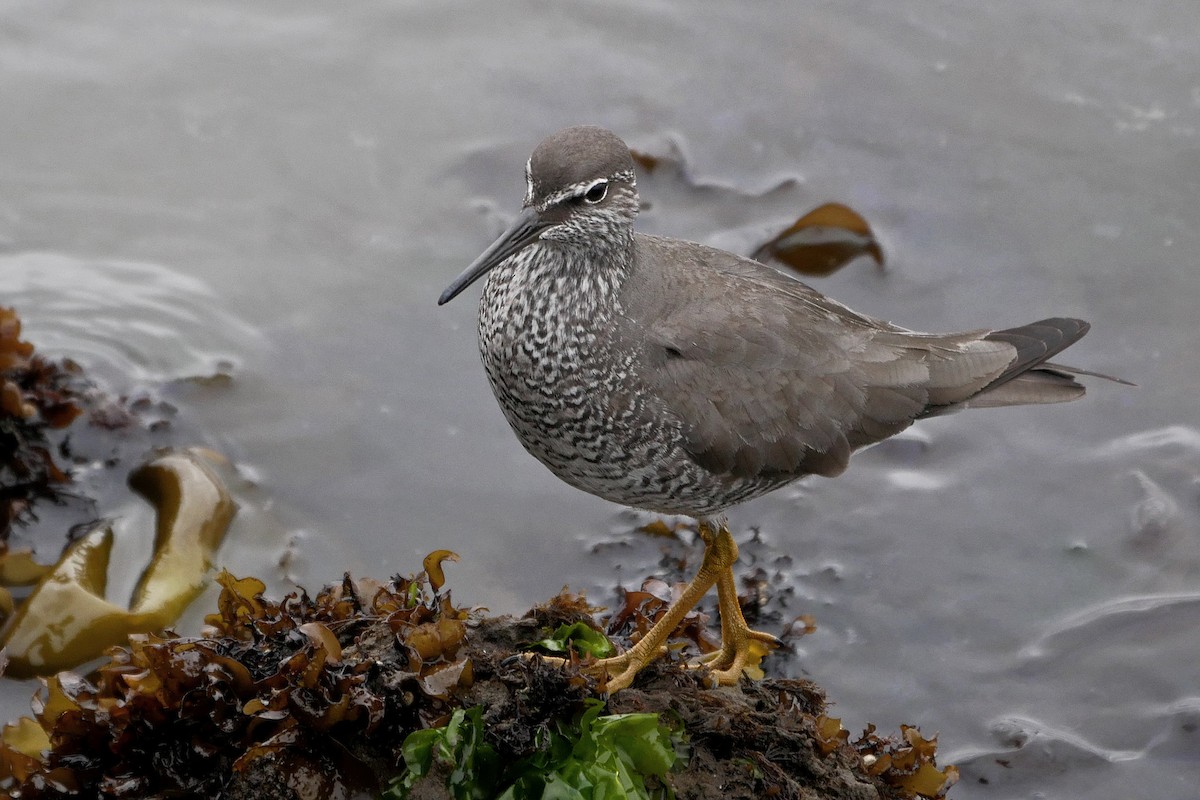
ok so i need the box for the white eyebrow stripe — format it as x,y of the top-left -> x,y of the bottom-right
537,180 -> 597,210
534,170 -> 636,211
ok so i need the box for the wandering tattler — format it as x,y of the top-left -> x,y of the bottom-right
439,125 -> 1107,692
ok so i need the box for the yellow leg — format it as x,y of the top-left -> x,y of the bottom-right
582,519 -> 733,691
533,519 -> 780,692
696,547 -> 782,683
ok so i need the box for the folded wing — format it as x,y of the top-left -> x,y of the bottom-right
628,235 -> 1088,481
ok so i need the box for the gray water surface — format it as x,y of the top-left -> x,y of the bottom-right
3,1 -> 1199,796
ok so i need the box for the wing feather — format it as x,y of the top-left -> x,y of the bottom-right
623,234 -> 1088,483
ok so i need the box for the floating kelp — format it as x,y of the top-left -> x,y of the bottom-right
0,450 -> 236,678
626,144 -> 802,198
0,549 -> 52,619
0,556 -> 956,799
627,147 -> 884,279
751,202 -> 886,277
0,306 -> 242,678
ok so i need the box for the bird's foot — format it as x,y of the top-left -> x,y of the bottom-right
517,645 -> 668,693
517,519 -> 769,693
694,627 -> 781,685
690,522 -> 782,685
585,651 -> 644,693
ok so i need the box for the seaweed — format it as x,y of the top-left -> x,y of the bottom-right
0,307 -> 85,540
386,700 -> 675,800
0,554 -> 958,799
1,564 -> 471,796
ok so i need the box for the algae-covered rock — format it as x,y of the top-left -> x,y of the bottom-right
0,559 -> 956,799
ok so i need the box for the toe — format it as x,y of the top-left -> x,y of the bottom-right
520,651 -> 570,668
746,629 -> 782,648
705,662 -> 746,686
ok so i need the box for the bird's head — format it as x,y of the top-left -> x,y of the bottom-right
438,125 -> 638,305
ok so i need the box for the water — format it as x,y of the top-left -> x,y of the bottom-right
2,1 -> 1198,795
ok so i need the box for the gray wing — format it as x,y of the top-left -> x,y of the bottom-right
624,234 -> 1085,481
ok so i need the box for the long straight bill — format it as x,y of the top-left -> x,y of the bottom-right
438,207 -> 548,305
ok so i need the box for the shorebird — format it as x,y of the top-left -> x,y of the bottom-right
438,125 -> 1110,692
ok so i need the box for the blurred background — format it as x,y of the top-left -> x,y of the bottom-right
3,1 -> 1199,796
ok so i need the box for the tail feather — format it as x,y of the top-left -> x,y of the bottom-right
921,317 -> 1105,416
1038,361 -> 1136,386
983,318 -> 1090,388
965,369 -> 1085,408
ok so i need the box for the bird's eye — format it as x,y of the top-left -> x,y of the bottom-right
583,180 -> 608,204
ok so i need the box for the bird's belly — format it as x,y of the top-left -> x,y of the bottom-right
480,342 -> 780,516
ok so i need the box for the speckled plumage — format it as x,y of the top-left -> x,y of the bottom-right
456,126 -> 1093,519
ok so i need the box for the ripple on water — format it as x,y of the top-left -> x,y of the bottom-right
0,251 -> 296,717
3,251 -> 267,387
1016,591 -> 1200,663
1089,425 -> 1200,462
948,704 -> 1200,798
945,591 -> 1200,797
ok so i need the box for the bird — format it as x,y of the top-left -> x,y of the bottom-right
438,124 -> 1115,692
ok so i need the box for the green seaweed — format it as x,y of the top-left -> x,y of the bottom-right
528,621 -> 617,660
385,699 -> 675,800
